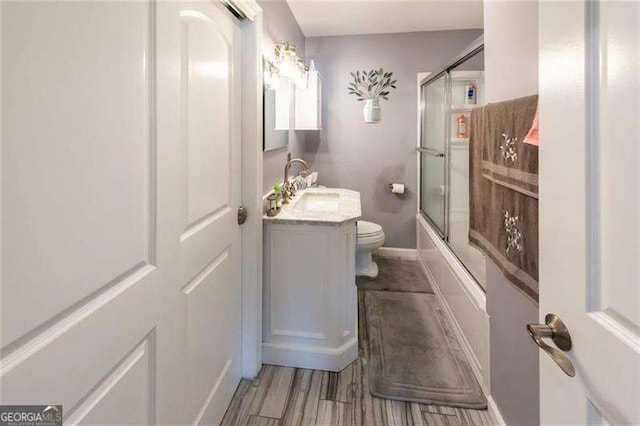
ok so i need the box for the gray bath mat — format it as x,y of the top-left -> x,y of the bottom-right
364,291 -> 487,409
356,256 -> 434,293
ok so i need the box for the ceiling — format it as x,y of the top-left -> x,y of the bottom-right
285,0 -> 484,37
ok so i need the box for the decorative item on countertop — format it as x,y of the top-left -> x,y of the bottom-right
266,183 -> 281,217
347,68 -> 397,123
304,171 -> 319,187
291,173 -> 308,191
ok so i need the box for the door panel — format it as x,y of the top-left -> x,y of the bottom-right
179,3 -> 242,425
182,10 -> 232,227
2,0 -> 154,348
539,1 -> 639,424
66,336 -> 154,425
0,295 -> 157,415
1,2 -> 163,418
185,256 -> 239,424
597,1 -> 639,328
1,1 -> 244,424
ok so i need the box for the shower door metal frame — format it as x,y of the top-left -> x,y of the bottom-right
419,35 -> 484,87
418,35 -> 484,242
418,70 -> 450,239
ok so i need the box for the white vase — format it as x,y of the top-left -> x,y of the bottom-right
363,99 -> 382,123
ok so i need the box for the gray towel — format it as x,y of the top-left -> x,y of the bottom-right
469,97 -> 539,303
480,95 -> 539,198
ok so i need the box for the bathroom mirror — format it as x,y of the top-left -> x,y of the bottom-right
263,86 -> 288,152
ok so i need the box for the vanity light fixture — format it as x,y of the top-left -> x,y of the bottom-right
274,42 -> 297,79
264,59 -> 280,90
273,42 -> 310,88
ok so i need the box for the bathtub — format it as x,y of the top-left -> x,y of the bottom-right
416,213 -> 490,391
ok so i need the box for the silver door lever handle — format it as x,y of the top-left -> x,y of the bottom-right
527,314 -> 575,377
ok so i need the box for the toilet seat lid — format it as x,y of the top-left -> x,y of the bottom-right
357,220 -> 383,236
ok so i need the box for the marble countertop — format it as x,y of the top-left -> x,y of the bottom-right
263,187 -> 362,225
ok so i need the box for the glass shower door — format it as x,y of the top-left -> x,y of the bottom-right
419,73 -> 449,236
446,50 -> 486,286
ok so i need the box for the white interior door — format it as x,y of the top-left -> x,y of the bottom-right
176,2 -> 243,424
539,1 -> 640,424
1,1 -> 243,424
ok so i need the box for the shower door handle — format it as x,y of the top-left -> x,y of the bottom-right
416,147 -> 445,157
527,314 -> 575,377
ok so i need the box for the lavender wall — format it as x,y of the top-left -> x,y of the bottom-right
487,262 -> 539,425
304,30 -> 482,248
484,2 -> 539,425
260,0 -> 306,194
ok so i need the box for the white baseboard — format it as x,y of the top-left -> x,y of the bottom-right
375,247 -> 417,260
262,338 -> 358,373
488,396 -> 507,425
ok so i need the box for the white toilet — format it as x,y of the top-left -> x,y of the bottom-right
356,220 -> 385,278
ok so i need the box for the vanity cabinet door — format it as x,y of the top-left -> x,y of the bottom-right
262,221 -> 357,372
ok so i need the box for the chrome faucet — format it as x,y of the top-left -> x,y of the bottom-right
282,158 -> 310,204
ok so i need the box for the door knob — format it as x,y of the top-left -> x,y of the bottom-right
237,206 -> 248,225
527,314 -> 575,377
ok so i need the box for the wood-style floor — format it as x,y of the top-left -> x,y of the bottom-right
222,259 -> 494,425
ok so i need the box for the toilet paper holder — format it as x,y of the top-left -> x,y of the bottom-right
387,183 -> 408,194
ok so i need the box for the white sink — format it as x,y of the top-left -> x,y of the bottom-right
264,188 -> 361,224
292,192 -> 341,213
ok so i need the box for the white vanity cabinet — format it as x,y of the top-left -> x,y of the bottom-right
262,188 -> 360,371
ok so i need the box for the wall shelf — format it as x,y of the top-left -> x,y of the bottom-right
451,104 -> 479,113
451,137 -> 470,144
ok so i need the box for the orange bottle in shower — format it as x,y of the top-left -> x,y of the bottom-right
456,114 -> 468,138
